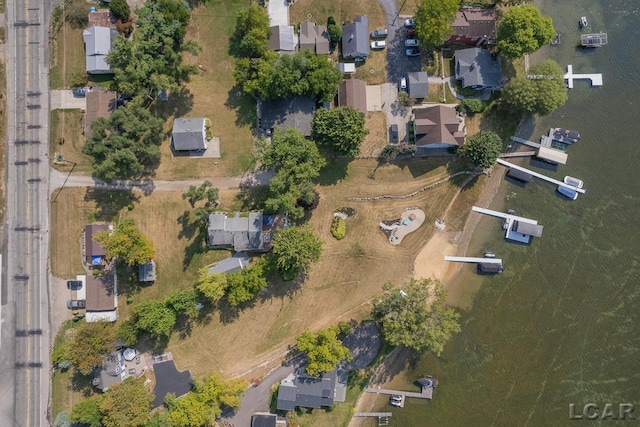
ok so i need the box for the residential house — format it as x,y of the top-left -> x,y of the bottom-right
269,25 -> 295,52
85,274 -> 118,322
454,47 -> 503,91
138,260 -> 156,283
338,79 -> 367,114
413,105 -> 465,152
407,72 -> 429,99
276,369 -> 347,411
208,253 -> 250,274
83,26 -> 117,74
258,96 -> 316,136
84,89 -> 117,141
172,117 -> 207,151
85,223 -> 110,267
92,351 -> 125,392
341,16 -> 369,61
208,212 -> 267,252
299,21 -> 330,54
448,8 -> 496,47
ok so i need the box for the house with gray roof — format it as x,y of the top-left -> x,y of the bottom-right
83,26 -> 117,74
407,72 -> 429,99
258,96 -> 316,136
269,25 -> 295,52
208,253 -> 250,274
208,212 -> 267,252
299,21 -> 330,54
276,369 -> 347,411
172,117 -> 207,151
454,47 -> 502,90
341,16 -> 369,61
138,260 -> 156,283
92,351 -> 125,392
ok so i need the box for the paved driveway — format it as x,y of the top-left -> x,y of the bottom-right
50,90 -> 87,110
268,0 -> 289,27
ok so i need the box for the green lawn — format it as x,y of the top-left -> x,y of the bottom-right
50,109 -> 94,173
50,22 -> 86,89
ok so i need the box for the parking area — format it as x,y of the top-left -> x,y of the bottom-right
385,16 -> 422,87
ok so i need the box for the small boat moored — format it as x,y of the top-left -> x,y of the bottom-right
579,16 -> 588,28
484,252 -> 496,258
563,176 -> 584,189
558,185 -> 579,200
551,128 -> 580,144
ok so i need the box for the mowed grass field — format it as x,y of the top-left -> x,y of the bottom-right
49,109 -> 94,173
49,23 -> 86,90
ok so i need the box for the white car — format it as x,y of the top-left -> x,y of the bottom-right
405,38 -> 419,47
400,77 -> 407,91
371,40 -> 386,49
404,18 -> 415,28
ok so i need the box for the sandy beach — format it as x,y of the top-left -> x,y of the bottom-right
349,169 -> 505,426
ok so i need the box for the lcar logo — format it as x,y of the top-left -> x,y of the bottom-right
570,403 -> 635,421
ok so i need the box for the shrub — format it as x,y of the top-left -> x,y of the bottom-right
69,72 -> 88,88
109,0 -> 131,22
459,98 -> 486,114
92,268 -> 100,275
330,217 -> 346,240
206,128 -> 213,139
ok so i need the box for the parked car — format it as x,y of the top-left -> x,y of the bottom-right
371,40 -> 387,50
67,299 -> 86,310
406,28 -> 415,38
66,280 -> 82,291
405,38 -> 419,47
390,124 -> 399,143
405,47 -> 421,57
371,29 -> 388,39
404,18 -> 415,28
400,77 -> 407,92
71,87 -> 86,98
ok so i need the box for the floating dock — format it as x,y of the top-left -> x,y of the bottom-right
564,64 -> 602,89
472,206 -> 543,244
496,159 -> 586,194
365,386 -> 433,400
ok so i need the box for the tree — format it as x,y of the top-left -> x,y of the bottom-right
84,104 -> 164,180
501,60 -> 567,115
167,393 -> 211,427
95,218 -> 155,266
255,127 -> 326,219
458,99 -> 485,114
271,225 -> 323,281
70,396 -> 104,427
132,299 -> 177,338
166,288 -> 200,318
108,0 -> 131,22
116,320 -> 138,347
397,90 -> 415,108
225,262 -> 268,306
100,377 -> 153,427
194,268 -> 227,304
296,327 -> 352,376
54,411 -> 73,427
67,321 -> 117,375
458,131 -> 503,169
182,181 -> 219,223
232,5 -> 271,58
193,374 -> 246,415
497,5 -> 555,58
326,16 -> 341,49
414,0 -> 459,48
373,278 -> 461,355
311,107 -> 369,157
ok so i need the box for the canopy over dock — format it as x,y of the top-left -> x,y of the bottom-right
581,33 -> 607,47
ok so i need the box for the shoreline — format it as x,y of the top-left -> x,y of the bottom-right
349,168 -> 506,426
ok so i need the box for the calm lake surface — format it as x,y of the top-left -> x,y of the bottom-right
372,0 -> 640,425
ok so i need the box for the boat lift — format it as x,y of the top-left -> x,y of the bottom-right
496,159 -> 586,194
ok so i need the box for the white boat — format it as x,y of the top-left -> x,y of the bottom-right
580,16 -> 588,28
484,252 -> 496,258
558,185 -> 579,200
563,176 -> 584,189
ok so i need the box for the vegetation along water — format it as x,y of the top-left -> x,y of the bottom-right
376,0 -> 640,425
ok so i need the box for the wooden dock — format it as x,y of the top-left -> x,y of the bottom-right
496,159 -> 586,194
365,386 -> 433,400
444,256 -> 503,264
353,412 -> 393,417
500,151 -> 536,158
564,64 -> 602,89
510,136 -> 541,149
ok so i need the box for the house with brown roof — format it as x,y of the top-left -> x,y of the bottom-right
85,223 -> 110,267
84,89 -> 117,141
338,79 -> 367,114
85,274 -> 118,322
299,21 -> 330,54
269,25 -> 295,52
413,105 -> 465,152
448,8 -> 496,47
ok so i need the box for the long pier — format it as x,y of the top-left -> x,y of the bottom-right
444,256 -> 503,264
510,136 -> 540,149
496,159 -> 586,194
564,64 -> 603,89
500,150 -> 536,158
472,206 -> 538,223
353,412 -> 393,417
365,387 -> 433,399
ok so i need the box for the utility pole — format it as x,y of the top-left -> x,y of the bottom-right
51,160 -> 76,203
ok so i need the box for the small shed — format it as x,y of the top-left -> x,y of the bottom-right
138,261 -> 156,283
506,168 -> 532,183
338,63 -> 356,74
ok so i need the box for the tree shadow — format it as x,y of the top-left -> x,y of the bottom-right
84,188 -> 140,222
71,370 -> 96,397
152,86 -> 195,121
225,87 -> 257,128
316,158 -> 349,186
135,334 -> 170,357
176,211 -> 209,271
256,272 -> 304,304
114,262 -> 142,298
236,185 -> 270,211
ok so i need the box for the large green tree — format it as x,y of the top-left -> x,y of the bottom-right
459,131 -> 503,169
166,288 -> 200,318
373,278 -> 461,355
66,321 -> 118,375
84,104 -> 164,180
255,127 -> 326,219
132,299 -> 177,338
108,0 -> 131,22
414,0 -> 459,48
271,225 -> 323,281
497,5 -> 555,58
70,396 -> 104,427
182,181 -> 219,224
502,60 -> 568,115
311,107 -> 369,156
296,327 -> 352,376
100,378 -> 153,427
226,262 -> 268,306
232,5 -> 271,58
194,268 -> 227,304
95,218 -> 155,266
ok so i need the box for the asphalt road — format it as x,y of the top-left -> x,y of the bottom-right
1,0 -> 53,424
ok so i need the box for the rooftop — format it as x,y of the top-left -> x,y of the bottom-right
338,79 -> 367,114
299,21 -> 330,54
276,369 -> 347,411
85,223 -> 110,264
84,89 -> 117,141
208,212 -> 266,252
138,261 -> 156,283
85,274 -> 117,313
407,72 -> 429,99
341,16 -> 370,59
208,253 -> 250,274
269,25 -> 295,52
413,105 -> 465,147
455,47 -> 502,89
172,117 -> 207,151
259,96 -> 316,136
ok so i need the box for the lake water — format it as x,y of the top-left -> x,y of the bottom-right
371,0 -> 640,425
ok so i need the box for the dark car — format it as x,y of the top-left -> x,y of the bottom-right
390,124 -> 399,143
405,47 -> 421,57
67,280 -> 82,291
71,87 -> 86,97
371,29 -> 388,39
406,28 -> 415,38
67,300 -> 86,310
